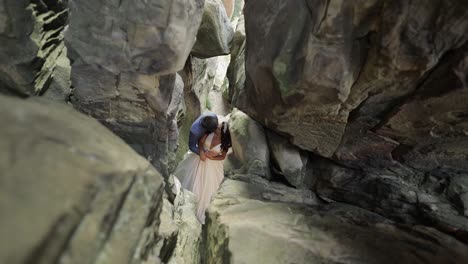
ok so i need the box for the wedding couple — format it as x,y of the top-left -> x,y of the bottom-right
174,112 -> 232,224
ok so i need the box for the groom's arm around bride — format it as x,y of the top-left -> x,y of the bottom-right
189,112 -> 218,160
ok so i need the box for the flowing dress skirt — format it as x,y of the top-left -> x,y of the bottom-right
174,150 -> 224,224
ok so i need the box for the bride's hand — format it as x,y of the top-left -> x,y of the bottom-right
205,150 -> 218,158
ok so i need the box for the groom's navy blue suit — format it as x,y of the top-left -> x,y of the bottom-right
189,112 -> 217,155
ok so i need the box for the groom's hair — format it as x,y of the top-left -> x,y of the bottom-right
202,116 -> 218,133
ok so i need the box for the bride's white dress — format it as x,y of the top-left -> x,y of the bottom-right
174,133 -> 224,224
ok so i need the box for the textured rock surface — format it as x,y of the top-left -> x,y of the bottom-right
192,0 -> 234,58
225,16 -> 245,105
66,0 -> 203,75
203,178 -> 468,264
241,0 -> 468,156
239,0 -> 468,239
66,0 -> 203,176
0,0 -> 69,97
41,46 -> 72,101
153,198 -> 179,263
226,109 -> 271,179
66,0 -> 203,175
167,189 -> 202,264
267,131 -> 310,188
69,71 -> 183,177
226,174 -> 317,206
310,155 -> 468,243
0,95 -> 164,264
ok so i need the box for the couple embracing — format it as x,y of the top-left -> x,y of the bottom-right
174,112 -> 232,224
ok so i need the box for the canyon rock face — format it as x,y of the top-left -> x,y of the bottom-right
0,0 -> 70,98
65,0 -> 204,175
1,0 -> 468,263
0,95 -> 164,264
225,15 -> 245,105
226,109 -> 271,179
203,178 -> 468,264
267,130 -> 310,188
240,0 -> 468,239
242,0 -> 468,157
191,0 -> 234,58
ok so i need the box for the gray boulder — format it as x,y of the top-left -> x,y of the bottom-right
266,131 -> 309,188
156,175 -> 202,264
192,0 -> 234,58
225,16 -> 245,105
240,0 -> 468,157
203,178 -> 468,264
42,46 -> 72,101
0,0 -> 69,96
65,0 -> 203,175
237,0 -> 468,240
226,109 -> 271,179
0,95 -> 164,264
66,0 -> 203,75
167,189 -> 202,264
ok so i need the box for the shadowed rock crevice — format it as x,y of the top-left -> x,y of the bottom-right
0,0 -> 70,99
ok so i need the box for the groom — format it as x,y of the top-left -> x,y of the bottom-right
189,112 -> 218,161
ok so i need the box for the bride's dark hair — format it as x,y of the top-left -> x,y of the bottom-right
220,122 -> 231,153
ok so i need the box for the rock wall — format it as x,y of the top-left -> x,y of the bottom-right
237,0 -> 468,240
226,109 -> 271,179
225,15 -> 245,105
0,95 -> 164,264
191,0 -> 234,58
0,0 -> 70,99
203,177 -> 468,264
241,0 -> 468,157
65,0 -> 204,175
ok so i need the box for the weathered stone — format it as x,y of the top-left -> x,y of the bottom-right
167,74 -> 185,173
310,155 -> 468,242
225,16 -> 245,105
203,178 -> 468,264
153,198 -> 178,263
227,174 -> 317,206
266,130 -> 309,187
69,69 -> 180,176
241,0 -> 468,157
226,108 -> 271,179
42,45 -> 72,101
66,0 -> 203,75
167,188 -> 202,264
192,0 -> 234,58
448,176 -> 468,216
153,175 -> 202,264
0,95 -> 164,264
66,0 -> 202,175
0,0 -> 69,96
238,0 -> 468,240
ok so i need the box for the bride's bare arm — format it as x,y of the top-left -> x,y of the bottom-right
198,134 -> 208,161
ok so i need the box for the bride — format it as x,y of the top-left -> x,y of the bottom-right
174,120 -> 232,224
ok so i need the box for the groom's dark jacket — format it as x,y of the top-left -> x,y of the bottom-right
189,112 -> 217,155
